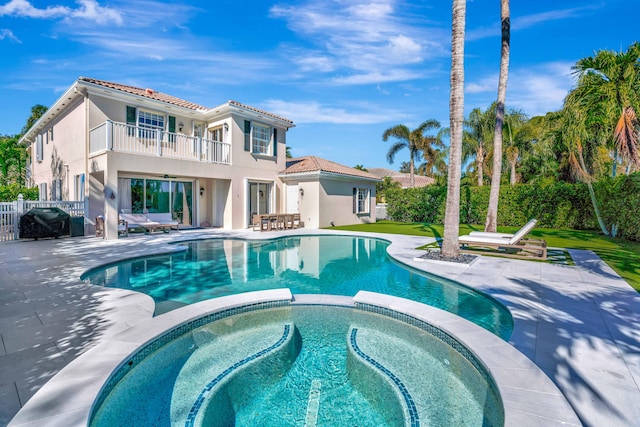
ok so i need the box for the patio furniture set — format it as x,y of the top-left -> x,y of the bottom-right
252,213 -> 304,232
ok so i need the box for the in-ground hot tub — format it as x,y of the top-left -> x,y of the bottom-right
90,301 -> 503,426
9,290 -> 581,427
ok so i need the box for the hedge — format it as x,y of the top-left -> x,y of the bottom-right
0,184 -> 39,202
385,173 -> 640,240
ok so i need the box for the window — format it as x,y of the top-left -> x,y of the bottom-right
138,110 -> 165,139
252,124 -> 271,155
354,187 -> 370,214
244,121 -> 277,156
36,135 -> 43,162
52,179 -> 63,201
38,182 -> 47,201
74,174 -> 85,200
209,126 -> 223,142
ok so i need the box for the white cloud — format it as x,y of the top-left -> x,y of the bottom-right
0,0 -> 122,25
68,0 -> 123,25
261,99 -> 407,124
0,0 -> 68,18
466,5 -> 603,41
0,28 -> 20,42
507,62 -> 575,116
270,0 -> 448,84
466,62 -> 575,116
332,69 -> 424,85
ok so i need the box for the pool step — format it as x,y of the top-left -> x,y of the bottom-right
304,379 -> 322,427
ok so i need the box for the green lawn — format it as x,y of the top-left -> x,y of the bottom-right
330,220 -> 640,292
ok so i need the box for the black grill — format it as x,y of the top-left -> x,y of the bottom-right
19,207 -> 71,239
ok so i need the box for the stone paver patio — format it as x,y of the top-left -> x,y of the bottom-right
1,228 -> 639,426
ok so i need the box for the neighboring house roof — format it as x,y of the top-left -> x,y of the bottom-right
79,77 -> 209,111
280,156 -> 381,181
367,167 -> 435,188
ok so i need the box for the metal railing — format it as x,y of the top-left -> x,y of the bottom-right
90,121 -> 231,165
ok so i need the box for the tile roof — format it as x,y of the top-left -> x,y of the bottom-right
226,100 -> 294,125
79,77 -> 210,111
368,167 -> 435,188
80,77 -> 294,125
281,156 -> 381,180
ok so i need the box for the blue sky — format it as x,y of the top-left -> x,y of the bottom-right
1,0 -> 638,170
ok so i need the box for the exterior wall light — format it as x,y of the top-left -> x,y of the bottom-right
200,187 -> 205,196
299,188 -> 304,197
223,122 -> 229,132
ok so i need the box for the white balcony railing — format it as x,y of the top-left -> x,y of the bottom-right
89,121 -> 231,165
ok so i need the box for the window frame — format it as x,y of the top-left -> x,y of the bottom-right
355,187 -> 370,215
137,109 -> 165,139
251,123 -> 272,155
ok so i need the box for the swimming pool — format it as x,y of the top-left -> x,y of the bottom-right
82,235 -> 513,339
89,303 -> 504,427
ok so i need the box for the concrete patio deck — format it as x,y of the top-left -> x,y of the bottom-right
1,228 -> 639,426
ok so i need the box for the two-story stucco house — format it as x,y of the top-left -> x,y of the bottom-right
19,77 -> 378,239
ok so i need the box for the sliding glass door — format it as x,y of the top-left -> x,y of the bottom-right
248,181 -> 272,225
119,177 -> 193,225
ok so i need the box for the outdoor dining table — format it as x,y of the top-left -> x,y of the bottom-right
254,213 -> 300,231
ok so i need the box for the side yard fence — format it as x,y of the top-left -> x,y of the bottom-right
0,195 -> 86,242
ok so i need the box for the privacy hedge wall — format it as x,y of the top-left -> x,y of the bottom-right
385,174 -> 640,239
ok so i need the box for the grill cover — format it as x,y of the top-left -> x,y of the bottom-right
20,207 -> 70,239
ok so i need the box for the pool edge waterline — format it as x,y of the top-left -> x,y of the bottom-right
8,289 -> 581,427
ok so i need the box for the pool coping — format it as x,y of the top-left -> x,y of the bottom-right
8,288 -> 580,427
4,227 -> 639,426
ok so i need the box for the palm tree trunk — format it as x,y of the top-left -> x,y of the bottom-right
409,157 -> 415,188
510,160 -> 516,185
485,0 -> 510,233
477,147 -> 484,186
442,0 -> 466,258
576,147 -> 610,236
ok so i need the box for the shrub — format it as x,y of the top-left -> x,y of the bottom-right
0,184 -> 39,202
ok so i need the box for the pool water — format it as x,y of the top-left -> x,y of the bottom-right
82,235 -> 512,339
90,306 -> 504,427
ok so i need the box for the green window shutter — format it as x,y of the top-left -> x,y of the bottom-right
244,120 -> 251,151
126,106 -> 136,125
353,188 -> 357,213
168,116 -> 176,132
273,128 -> 278,157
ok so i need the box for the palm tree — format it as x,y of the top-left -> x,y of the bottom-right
485,0 -> 511,232
20,104 -> 48,136
462,107 -> 494,186
382,119 -> 441,188
417,123 -> 445,176
571,42 -> 640,176
559,99 -> 611,236
503,109 -> 528,185
441,0 -> 467,258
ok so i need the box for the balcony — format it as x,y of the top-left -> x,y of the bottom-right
89,121 -> 231,165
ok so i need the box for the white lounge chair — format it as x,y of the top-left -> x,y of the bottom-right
459,219 -> 547,259
468,219 -> 538,240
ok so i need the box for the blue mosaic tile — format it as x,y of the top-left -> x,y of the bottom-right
184,324 -> 291,427
90,300 -> 290,422
349,328 -> 419,427
354,302 -> 501,399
